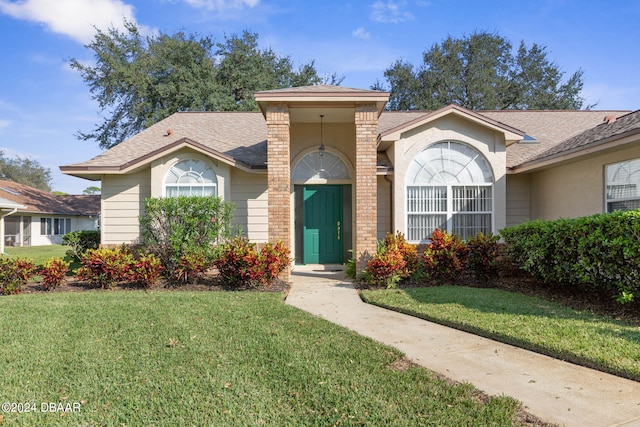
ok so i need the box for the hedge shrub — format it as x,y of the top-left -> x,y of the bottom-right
140,196 -> 234,281
500,210 -> 640,303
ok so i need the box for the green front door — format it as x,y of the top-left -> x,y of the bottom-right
303,185 -> 343,264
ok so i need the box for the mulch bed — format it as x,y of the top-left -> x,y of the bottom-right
19,269 -> 290,295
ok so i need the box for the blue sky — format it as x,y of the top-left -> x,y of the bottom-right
0,0 -> 639,194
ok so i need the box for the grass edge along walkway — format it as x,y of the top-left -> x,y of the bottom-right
0,290 -> 539,426
360,286 -> 640,382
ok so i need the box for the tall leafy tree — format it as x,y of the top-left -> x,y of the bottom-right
379,31 -> 587,111
0,151 -> 52,191
70,24 -> 326,149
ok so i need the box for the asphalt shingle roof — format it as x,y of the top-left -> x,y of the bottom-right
520,110 -> 640,165
62,108 -> 632,172
0,180 -> 100,215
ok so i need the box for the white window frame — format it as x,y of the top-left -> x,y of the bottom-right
605,158 -> 640,212
40,217 -> 71,236
406,141 -> 494,242
164,158 -> 218,198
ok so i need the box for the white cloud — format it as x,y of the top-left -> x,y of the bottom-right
352,27 -> 370,40
370,1 -> 413,23
0,119 -> 11,129
0,0 -> 147,44
181,0 -> 259,10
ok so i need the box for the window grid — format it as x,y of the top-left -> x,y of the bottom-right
407,184 -> 493,242
165,159 -> 218,198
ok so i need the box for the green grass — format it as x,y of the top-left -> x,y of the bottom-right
4,245 -> 69,265
4,245 -> 80,276
0,291 -> 528,426
361,286 -> 640,380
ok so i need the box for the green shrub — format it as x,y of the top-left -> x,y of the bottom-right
0,257 -> 36,295
500,210 -> 640,303
423,229 -> 467,283
76,247 -> 135,289
466,232 -> 500,284
175,251 -> 209,284
364,232 -> 417,288
39,257 -> 71,290
214,237 -> 290,287
129,253 -> 165,288
62,230 -> 100,260
140,196 -> 234,281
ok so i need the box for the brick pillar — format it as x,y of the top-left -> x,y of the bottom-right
355,104 -> 378,275
266,104 -> 291,281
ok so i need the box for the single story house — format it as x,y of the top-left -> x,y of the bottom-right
0,180 -> 100,253
60,85 -> 639,278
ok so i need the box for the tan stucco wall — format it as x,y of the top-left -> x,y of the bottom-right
289,123 -> 356,172
101,169 -> 151,245
230,169 -> 268,243
528,143 -> 640,220
392,115 -> 507,241
505,174 -> 531,227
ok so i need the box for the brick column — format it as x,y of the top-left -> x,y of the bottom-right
355,104 -> 378,274
266,104 -> 291,281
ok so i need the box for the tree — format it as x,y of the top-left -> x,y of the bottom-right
378,31 -> 588,111
70,24 -> 328,149
83,186 -> 101,195
0,151 -> 52,191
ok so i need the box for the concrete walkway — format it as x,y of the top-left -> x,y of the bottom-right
285,267 -> 640,427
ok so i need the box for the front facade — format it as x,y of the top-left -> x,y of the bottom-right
60,85 -> 639,278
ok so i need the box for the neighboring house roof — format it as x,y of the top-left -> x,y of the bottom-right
0,196 -> 25,210
511,110 -> 640,171
0,180 -> 100,216
59,96 -> 632,176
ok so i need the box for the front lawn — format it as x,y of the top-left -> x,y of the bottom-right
4,245 -> 70,266
361,286 -> 640,381
0,291 -> 534,426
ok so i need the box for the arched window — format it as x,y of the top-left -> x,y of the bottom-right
406,141 -> 493,241
293,151 -> 350,181
165,159 -> 217,197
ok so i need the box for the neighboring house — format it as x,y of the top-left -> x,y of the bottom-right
60,85 -> 639,277
0,180 -> 100,252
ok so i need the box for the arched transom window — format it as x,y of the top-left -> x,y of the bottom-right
293,151 -> 350,182
165,159 -> 218,197
406,141 -> 493,241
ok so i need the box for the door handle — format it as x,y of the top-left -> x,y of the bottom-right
337,221 -> 341,240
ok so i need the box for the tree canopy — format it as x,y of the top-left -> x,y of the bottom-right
70,23 -> 334,149
0,151 -> 52,191
376,31 -> 588,111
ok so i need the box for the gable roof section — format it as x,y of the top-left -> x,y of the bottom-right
511,110 -> 640,172
61,112 -> 269,178
0,180 -> 100,216
379,104 -> 525,144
